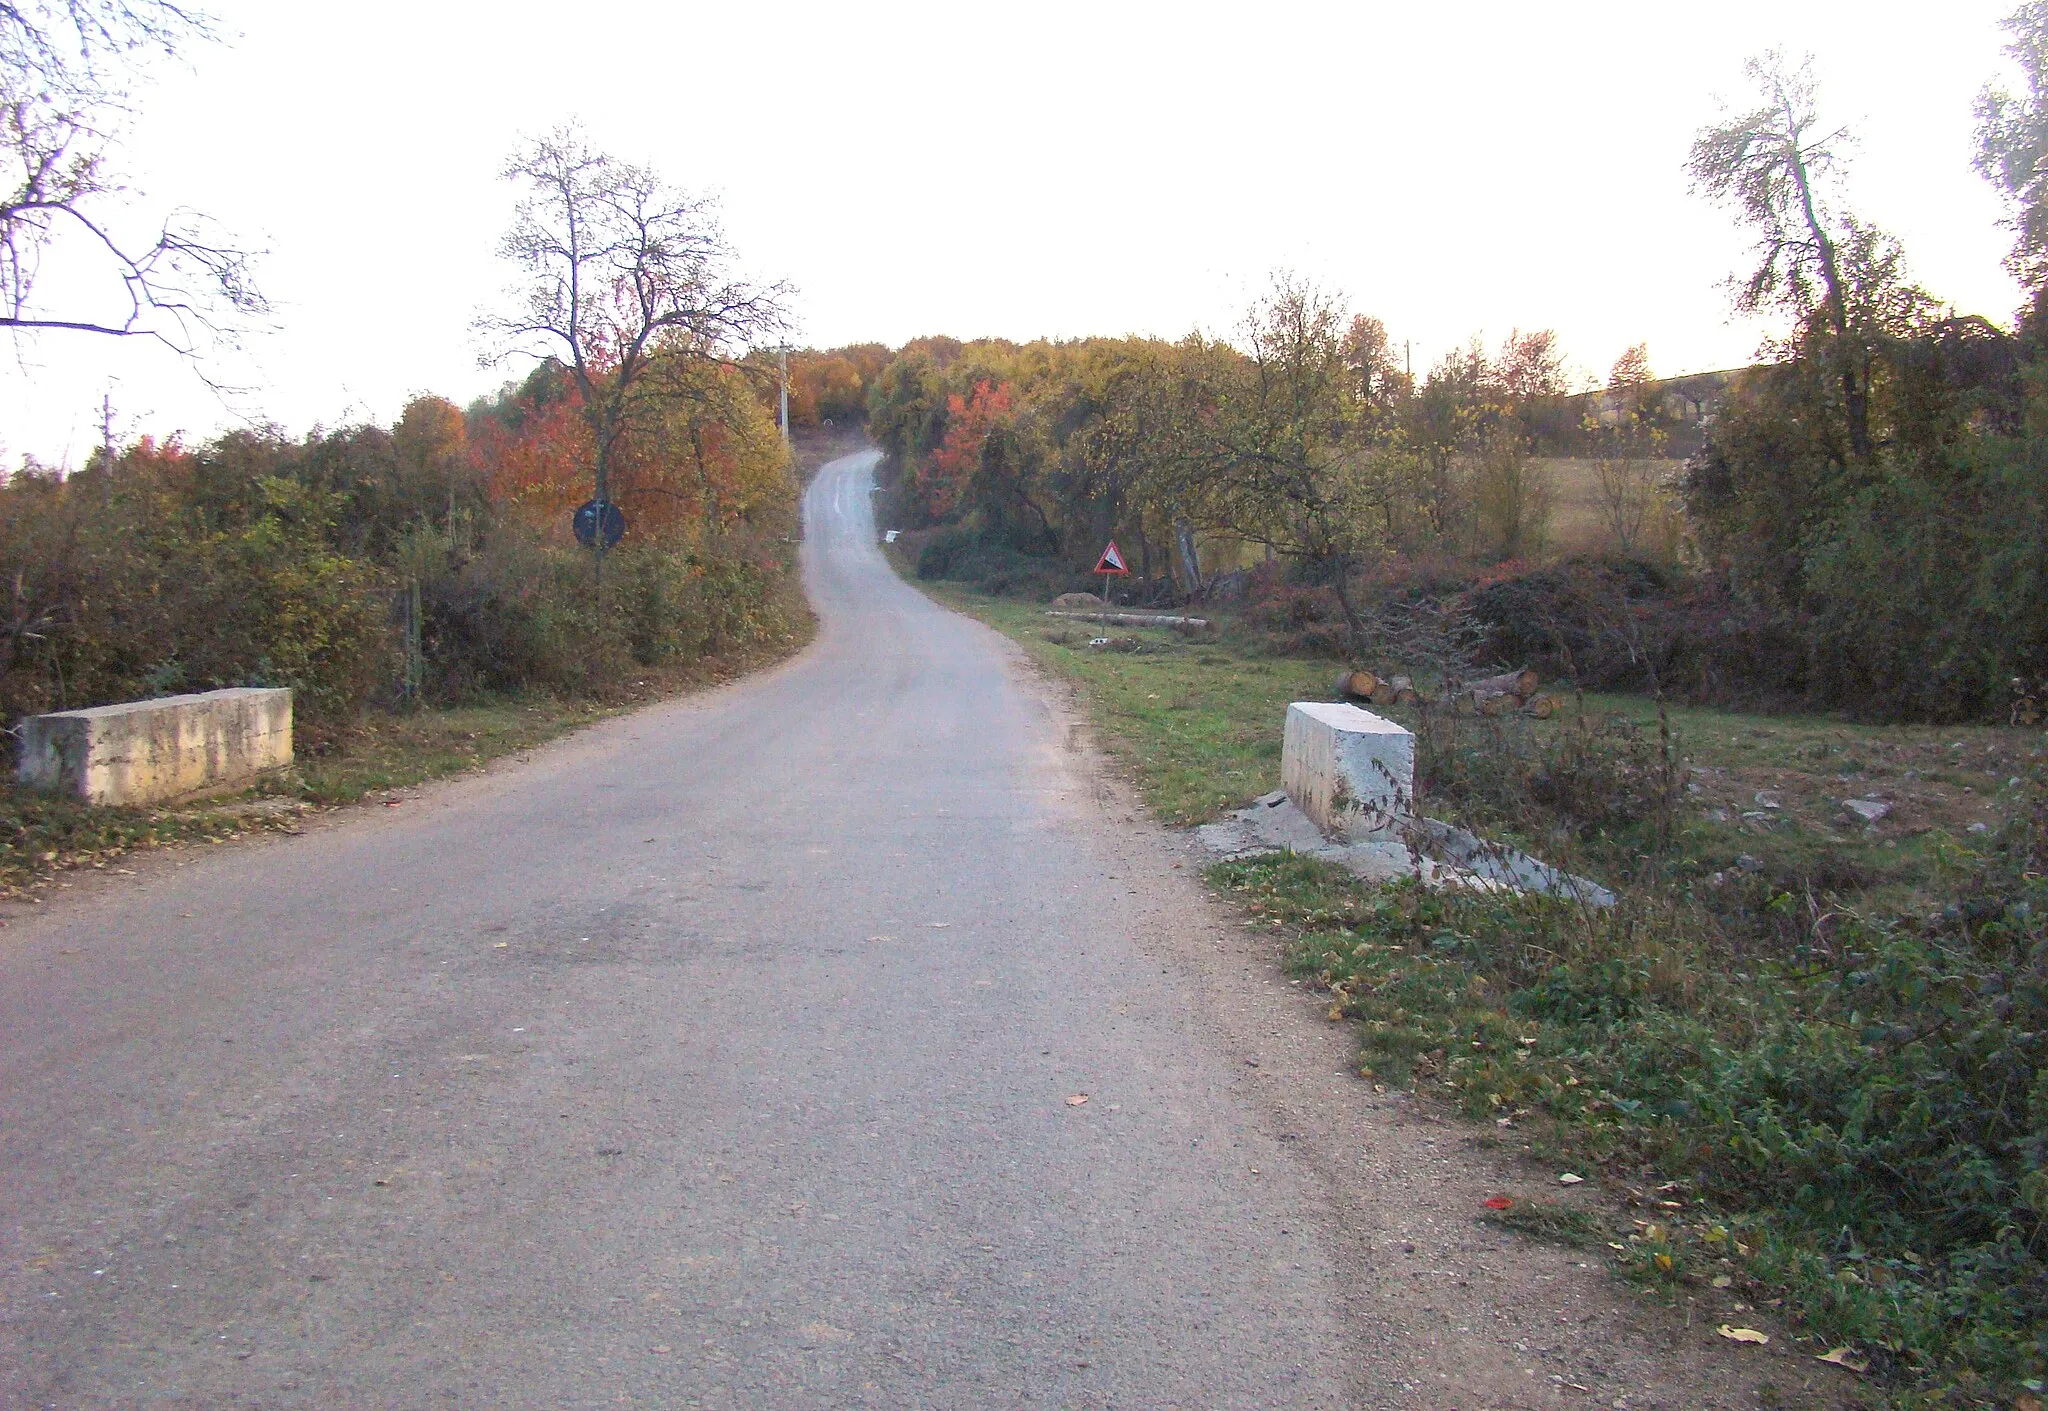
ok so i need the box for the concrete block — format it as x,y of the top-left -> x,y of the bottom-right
18,687 -> 293,806
1282,701 -> 1414,833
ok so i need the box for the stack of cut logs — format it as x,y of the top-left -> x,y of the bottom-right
1332,669 -> 1420,708
1335,666 -> 1557,719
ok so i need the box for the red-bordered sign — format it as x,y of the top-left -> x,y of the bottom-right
1093,540 -> 1130,576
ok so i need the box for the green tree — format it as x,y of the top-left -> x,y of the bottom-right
1976,1 -> 2048,294
1189,277 -> 1391,652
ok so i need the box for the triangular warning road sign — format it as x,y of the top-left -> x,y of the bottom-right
1094,540 -> 1129,575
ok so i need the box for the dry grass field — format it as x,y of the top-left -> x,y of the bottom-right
1537,456 -> 1687,557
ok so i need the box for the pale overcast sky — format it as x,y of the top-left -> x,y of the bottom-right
0,0 -> 2027,465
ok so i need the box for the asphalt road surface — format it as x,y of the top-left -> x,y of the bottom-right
1,450 -> 1367,1408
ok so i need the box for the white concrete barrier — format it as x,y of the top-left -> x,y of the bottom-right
18,687 -> 293,806
1282,701 -> 1414,833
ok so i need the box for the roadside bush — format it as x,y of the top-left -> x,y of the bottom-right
915,523 -> 1097,599
1241,571 -> 1352,658
418,527 -> 795,702
1413,701 -> 1684,855
1802,438 -> 2048,721
418,528 -> 618,699
0,466 -> 391,744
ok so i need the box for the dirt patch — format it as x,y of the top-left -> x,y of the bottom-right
1688,733 -> 2032,842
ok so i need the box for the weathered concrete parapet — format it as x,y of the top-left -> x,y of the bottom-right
18,687 -> 293,806
1282,701 -> 1414,833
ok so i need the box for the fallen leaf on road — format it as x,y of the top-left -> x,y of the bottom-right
928,922 -> 950,929
1815,1348 -> 1869,1373
1066,1094 -> 1089,1106
1558,1172 -> 1584,1185
1484,1196 -> 1513,1210
1716,1326 -> 1769,1345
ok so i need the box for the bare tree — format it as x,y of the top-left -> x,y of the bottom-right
477,123 -> 788,576
0,2 -> 266,354
1591,345 -> 1663,556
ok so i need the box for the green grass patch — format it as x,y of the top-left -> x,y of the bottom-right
288,692 -> 612,805
1220,849 -> 2046,1405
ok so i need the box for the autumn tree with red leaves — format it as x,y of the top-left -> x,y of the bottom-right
919,379 -> 1014,517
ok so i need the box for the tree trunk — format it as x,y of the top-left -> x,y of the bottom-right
1327,558 -> 1370,663
1463,667 -> 1539,699
1175,518 -> 1204,600
1786,121 -> 1872,462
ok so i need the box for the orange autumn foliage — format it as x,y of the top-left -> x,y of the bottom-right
469,389 -> 594,521
921,378 -> 1013,517
467,360 -> 794,545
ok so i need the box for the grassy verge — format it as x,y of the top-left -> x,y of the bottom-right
0,599 -> 814,898
926,582 -> 2034,900
918,575 -> 2047,1407
922,584 -> 1335,824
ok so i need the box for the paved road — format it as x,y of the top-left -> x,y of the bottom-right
0,451 -> 1362,1408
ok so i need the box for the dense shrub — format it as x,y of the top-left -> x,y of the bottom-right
1465,557 -> 1812,708
416,528 -> 796,702
914,524 -> 1099,599
1240,569 -> 1353,658
1801,437 -> 2048,720
0,400 -> 803,743
1414,702 -> 1682,847
0,463 -> 391,743
1677,324 -> 2048,722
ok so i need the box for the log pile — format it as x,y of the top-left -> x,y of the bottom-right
1453,667 -> 1556,718
1332,669 -> 1420,708
1335,665 -> 1557,719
